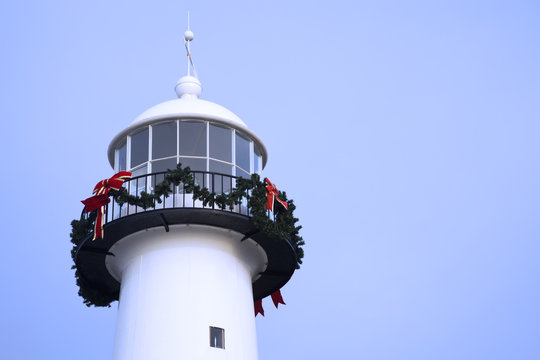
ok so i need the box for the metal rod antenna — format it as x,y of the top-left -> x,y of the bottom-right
183,11 -> 198,79
186,12 -> 191,77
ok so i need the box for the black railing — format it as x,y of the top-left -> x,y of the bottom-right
101,170 -> 253,225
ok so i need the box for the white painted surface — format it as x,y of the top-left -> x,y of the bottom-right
106,225 -> 267,360
133,97 -> 246,128
175,75 -> 202,99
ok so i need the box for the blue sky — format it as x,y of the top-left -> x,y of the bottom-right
1,1 -> 539,359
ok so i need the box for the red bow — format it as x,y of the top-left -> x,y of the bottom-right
81,171 -> 132,240
265,178 -> 288,212
254,290 -> 286,317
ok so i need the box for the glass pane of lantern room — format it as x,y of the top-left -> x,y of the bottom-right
152,158 -> 177,173
254,151 -> 260,174
131,128 -> 149,168
117,143 -> 127,171
209,124 -> 232,162
179,121 -> 206,156
179,157 -> 207,172
130,166 -> 147,196
236,167 -> 250,179
235,134 -> 250,173
209,160 -> 232,175
179,157 -> 207,188
152,158 -> 177,190
209,160 -> 232,194
153,122 -> 177,159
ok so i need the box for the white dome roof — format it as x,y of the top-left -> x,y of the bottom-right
132,97 -> 247,128
107,76 -> 267,168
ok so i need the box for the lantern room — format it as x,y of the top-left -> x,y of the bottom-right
107,75 -> 268,180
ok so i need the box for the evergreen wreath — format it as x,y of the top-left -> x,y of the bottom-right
70,163 -> 304,307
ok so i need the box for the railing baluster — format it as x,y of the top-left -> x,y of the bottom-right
162,174 -> 166,209
211,174 -> 216,208
127,179 -> 131,216
136,178 -> 139,214
230,176 -> 233,213
192,172 -> 196,208
152,174 -> 156,210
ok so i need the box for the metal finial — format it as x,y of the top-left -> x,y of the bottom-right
184,12 -> 197,78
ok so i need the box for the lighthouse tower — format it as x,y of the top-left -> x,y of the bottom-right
73,26 -> 299,360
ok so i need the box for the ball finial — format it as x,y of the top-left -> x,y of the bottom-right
184,30 -> 194,42
175,75 -> 202,99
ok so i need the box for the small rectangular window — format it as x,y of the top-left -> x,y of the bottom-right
209,326 -> 225,349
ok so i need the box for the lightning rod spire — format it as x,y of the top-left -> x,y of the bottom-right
184,12 -> 197,78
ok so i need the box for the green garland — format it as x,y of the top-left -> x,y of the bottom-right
70,163 -> 304,307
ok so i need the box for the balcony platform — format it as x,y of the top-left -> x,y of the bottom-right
75,207 -> 297,302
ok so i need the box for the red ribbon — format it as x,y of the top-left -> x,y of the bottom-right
81,171 -> 132,240
271,290 -> 286,308
265,178 -> 288,212
254,299 -> 264,317
254,290 -> 286,317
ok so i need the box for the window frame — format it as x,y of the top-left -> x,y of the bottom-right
209,326 -> 225,349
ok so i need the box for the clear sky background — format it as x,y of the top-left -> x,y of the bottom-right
1,1 -> 539,359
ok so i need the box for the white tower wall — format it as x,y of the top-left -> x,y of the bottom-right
106,225 -> 268,360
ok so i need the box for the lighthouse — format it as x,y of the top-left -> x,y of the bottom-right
72,25 -> 302,360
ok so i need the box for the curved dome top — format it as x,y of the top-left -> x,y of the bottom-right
107,75 -> 267,168
132,75 -> 246,127
132,97 -> 247,128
